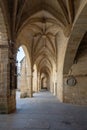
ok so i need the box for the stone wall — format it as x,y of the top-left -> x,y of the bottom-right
0,7 -> 16,113
63,50 -> 87,105
64,76 -> 87,105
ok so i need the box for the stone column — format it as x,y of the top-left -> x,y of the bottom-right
54,72 -> 57,96
32,73 -> 38,93
27,74 -> 33,97
37,73 -> 41,92
20,74 -> 33,98
0,59 -> 9,114
36,73 -> 38,92
0,47 -> 16,114
35,74 -> 38,92
20,72 -> 28,98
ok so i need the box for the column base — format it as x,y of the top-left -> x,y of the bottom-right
0,95 -> 16,114
20,92 -> 33,98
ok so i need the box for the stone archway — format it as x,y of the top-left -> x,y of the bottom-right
63,3 -> 87,105
16,45 -> 33,98
39,67 -> 51,92
63,3 -> 87,74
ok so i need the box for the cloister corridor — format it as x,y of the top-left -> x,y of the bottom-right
0,1 -> 87,130
0,91 -> 86,130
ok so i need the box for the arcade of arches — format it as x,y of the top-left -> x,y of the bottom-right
0,0 -> 87,114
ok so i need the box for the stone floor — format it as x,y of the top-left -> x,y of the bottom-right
0,91 -> 87,130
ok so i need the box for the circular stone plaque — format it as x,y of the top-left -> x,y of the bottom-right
66,75 -> 77,86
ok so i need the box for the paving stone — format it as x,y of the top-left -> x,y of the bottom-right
0,91 -> 87,130
26,119 -> 49,128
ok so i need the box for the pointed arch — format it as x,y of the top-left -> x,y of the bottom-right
63,3 -> 87,74
16,44 -> 32,98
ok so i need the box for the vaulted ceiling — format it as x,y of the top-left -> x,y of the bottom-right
1,0 -> 83,73
6,0 -> 82,34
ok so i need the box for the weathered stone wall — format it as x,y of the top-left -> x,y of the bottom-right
63,51 -> 87,105
64,76 -> 87,105
0,7 -> 16,113
63,3 -> 87,105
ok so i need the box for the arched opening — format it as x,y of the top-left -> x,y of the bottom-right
63,32 -> 87,105
16,45 -> 32,101
16,8 -> 60,100
63,3 -> 87,74
39,67 -> 51,92
16,46 -> 25,100
63,4 -> 87,105
41,73 -> 48,90
17,46 -> 25,91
